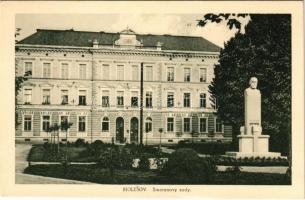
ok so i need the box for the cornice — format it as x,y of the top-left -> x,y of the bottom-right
15,44 -> 219,59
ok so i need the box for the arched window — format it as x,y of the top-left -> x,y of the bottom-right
145,117 -> 152,133
102,117 -> 109,132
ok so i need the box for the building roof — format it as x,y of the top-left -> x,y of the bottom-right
18,29 -> 221,52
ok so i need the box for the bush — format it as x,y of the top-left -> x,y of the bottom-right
161,148 -> 216,184
120,147 -> 134,169
138,154 -> 150,171
176,142 -> 235,155
74,138 -> 86,147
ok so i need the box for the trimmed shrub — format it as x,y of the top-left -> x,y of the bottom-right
161,148 -> 216,184
138,154 -> 150,171
74,138 -> 86,147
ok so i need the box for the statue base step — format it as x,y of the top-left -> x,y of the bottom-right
225,151 -> 285,159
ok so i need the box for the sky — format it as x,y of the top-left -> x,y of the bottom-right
16,14 -> 251,48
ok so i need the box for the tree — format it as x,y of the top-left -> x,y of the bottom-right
60,120 -> 73,163
198,14 -> 291,156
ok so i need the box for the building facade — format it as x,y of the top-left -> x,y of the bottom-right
15,28 -> 232,144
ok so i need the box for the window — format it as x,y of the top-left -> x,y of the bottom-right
213,97 -> 218,109
183,93 -> 191,107
42,116 -> 50,132
183,118 -> 191,132
102,117 -> 109,132
43,63 -> 51,78
167,117 -> 174,132
200,93 -> 206,108
145,66 -> 153,81
167,67 -> 174,82
61,90 -> 68,105
184,68 -> 191,82
131,91 -> 138,107
23,115 -> 32,131
102,90 -> 110,107
42,89 -> 50,105
199,118 -> 208,133
167,92 -> 174,108
24,89 -> 32,104
60,116 -> 69,131
145,91 -> 153,108
102,64 -> 110,80
200,68 -> 207,82
215,118 -> 224,133
78,116 -> 86,132
24,62 -> 32,76
145,117 -> 152,133
79,90 -> 86,105
132,65 -> 139,81
117,65 -> 124,80
79,64 -> 87,79
61,63 -> 69,79
117,91 -> 124,107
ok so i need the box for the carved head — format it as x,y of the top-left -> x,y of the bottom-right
249,77 -> 258,89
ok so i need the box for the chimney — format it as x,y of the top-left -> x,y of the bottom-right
93,39 -> 99,48
156,41 -> 162,51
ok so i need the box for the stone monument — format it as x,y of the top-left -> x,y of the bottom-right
226,77 -> 283,158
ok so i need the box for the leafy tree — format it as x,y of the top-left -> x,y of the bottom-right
198,14 -> 291,156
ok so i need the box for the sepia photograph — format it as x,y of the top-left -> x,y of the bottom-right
0,1 -> 304,198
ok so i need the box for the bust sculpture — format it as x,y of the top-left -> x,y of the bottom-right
244,77 -> 261,135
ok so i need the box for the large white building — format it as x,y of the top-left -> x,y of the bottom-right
15,28 -> 232,144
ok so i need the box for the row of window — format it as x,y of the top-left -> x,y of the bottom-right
23,115 -> 224,133
23,89 -> 209,108
23,62 -> 208,82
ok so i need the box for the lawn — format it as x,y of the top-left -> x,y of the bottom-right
24,164 -> 291,185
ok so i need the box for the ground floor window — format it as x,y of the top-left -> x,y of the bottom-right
167,117 -> 174,132
199,118 -> 208,133
102,117 -> 109,132
42,115 -> 50,132
215,118 -> 224,133
23,115 -> 32,131
145,117 -> 152,133
60,116 -> 69,131
78,116 -> 86,132
183,118 -> 191,132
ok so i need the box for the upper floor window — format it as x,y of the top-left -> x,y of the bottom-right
78,90 -> 87,105
145,66 -> 153,81
200,93 -> 206,108
145,117 -> 153,133
117,91 -> 124,107
145,91 -> 153,108
43,63 -> 51,78
167,92 -> 174,108
78,116 -> 86,132
117,65 -> 124,80
215,118 -> 224,133
42,89 -> 50,105
24,89 -> 32,104
61,63 -> 69,79
132,65 -> 139,81
102,64 -> 110,80
184,68 -> 191,82
23,115 -> 32,131
102,117 -> 109,132
102,90 -> 110,107
200,68 -> 207,82
61,90 -> 68,105
167,67 -> 174,82
131,91 -> 138,107
183,118 -> 191,132
79,64 -> 87,79
183,93 -> 191,108
24,62 -> 32,76
167,117 -> 174,132
199,118 -> 208,133
42,115 -> 51,132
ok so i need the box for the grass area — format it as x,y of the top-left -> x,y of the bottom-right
24,164 -> 291,185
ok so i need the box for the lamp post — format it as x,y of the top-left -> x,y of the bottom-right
158,128 -> 163,152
